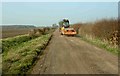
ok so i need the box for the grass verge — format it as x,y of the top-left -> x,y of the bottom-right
2,34 -> 52,74
1,34 -> 32,53
79,35 -> 119,55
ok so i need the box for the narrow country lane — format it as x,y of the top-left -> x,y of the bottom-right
31,29 -> 118,74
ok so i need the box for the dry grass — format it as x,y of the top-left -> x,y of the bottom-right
92,19 -> 118,40
78,19 -> 119,46
29,28 -> 55,38
71,23 -> 81,34
73,18 -> 119,54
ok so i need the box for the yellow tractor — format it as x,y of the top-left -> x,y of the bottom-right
59,19 -> 76,36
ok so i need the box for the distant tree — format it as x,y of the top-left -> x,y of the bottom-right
52,24 -> 58,28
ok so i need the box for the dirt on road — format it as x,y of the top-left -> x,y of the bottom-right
31,29 -> 118,74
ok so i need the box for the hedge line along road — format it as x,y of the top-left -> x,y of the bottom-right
31,29 -> 118,74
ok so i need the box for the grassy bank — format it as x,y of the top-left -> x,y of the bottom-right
80,35 -> 119,55
2,34 -> 52,74
2,34 -> 32,53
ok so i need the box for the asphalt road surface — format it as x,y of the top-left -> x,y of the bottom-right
31,29 -> 118,74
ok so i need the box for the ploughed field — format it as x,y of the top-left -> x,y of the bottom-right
1,29 -> 30,39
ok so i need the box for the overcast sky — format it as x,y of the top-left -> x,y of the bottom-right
1,1 -> 118,26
